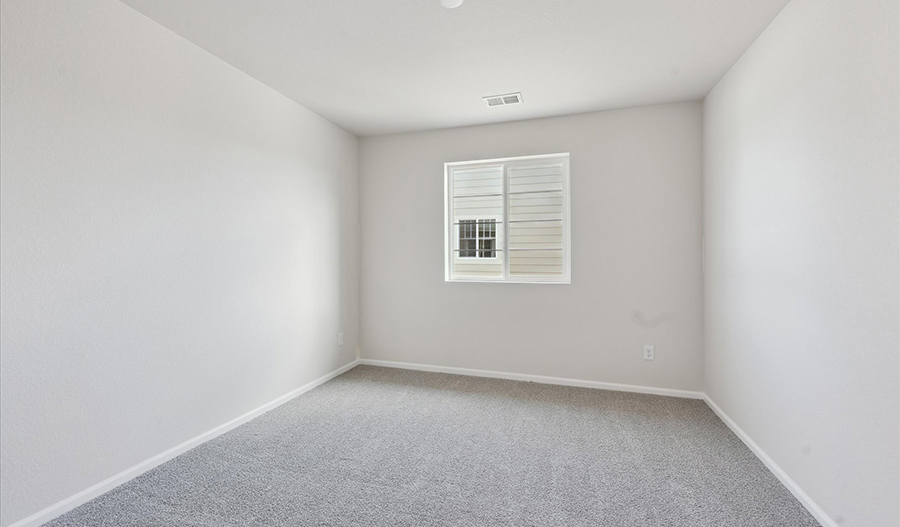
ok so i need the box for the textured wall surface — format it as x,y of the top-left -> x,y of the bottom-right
702,0 -> 900,526
0,1 -> 359,525
360,102 -> 703,392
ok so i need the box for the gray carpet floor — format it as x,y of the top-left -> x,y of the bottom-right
46,365 -> 820,526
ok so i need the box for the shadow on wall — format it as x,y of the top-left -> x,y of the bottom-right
632,310 -> 670,329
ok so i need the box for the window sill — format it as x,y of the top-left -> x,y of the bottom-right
446,279 -> 571,285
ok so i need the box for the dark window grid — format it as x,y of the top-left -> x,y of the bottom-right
459,220 -> 477,258
478,220 -> 496,258
458,219 -> 497,259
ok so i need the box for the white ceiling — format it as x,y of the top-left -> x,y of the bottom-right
120,0 -> 789,136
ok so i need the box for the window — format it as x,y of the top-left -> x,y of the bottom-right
458,219 -> 497,258
444,153 -> 570,283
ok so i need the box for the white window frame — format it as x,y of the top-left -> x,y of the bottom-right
444,153 -> 571,284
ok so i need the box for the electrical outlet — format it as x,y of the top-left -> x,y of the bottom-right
643,345 -> 654,360
338,333 -> 344,346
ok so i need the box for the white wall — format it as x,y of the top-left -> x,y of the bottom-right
0,1 -> 359,525
702,0 -> 899,526
360,102 -> 703,391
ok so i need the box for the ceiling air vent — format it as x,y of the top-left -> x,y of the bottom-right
483,92 -> 523,107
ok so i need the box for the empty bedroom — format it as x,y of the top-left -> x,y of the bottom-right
0,0 -> 897,526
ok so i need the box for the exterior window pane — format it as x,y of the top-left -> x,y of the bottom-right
459,220 -> 477,258
478,220 -> 496,258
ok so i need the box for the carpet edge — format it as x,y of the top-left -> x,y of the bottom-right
357,358 -> 704,399
703,394 -> 835,527
8,359 -> 361,527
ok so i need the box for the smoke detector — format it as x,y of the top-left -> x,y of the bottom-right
483,93 -> 523,107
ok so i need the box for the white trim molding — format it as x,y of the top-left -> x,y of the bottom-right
357,358 -> 703,399
11,359 -> 835,527
703,395 -> 837,527
444,153 -> 572,285
9,359 -> 361,527
359,359 -> 833,525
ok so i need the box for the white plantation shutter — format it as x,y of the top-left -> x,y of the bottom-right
445,153 -> 570,283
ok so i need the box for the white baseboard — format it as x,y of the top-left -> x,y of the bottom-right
10,359 -> 832,527
357,358 -> 704,399
703,395 -> 836,527
361,359 -> 832,527
9,359 -> 360,527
